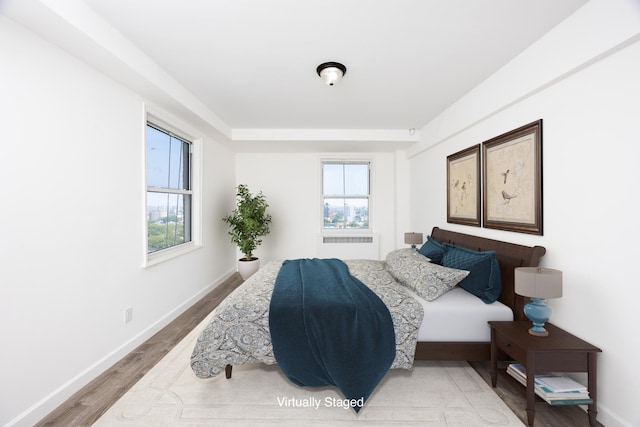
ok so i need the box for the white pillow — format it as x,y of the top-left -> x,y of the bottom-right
385,248 -> 469,301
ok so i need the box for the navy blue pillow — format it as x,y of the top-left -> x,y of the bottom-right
417,235 -> 444,264
441,243 -> 502,303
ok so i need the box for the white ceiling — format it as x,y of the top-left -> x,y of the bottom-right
3,0 -> 589,150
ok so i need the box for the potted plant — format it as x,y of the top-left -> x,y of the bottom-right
222,184 -> 272,279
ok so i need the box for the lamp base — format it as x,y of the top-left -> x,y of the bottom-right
523,297 -> 552,337
528,328 -> 549,337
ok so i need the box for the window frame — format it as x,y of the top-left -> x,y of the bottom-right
321,159 -> 372,233
143,109 -> 202,267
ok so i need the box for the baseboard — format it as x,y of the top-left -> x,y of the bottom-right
595,403 -> 634,427
7,268 -> 236,427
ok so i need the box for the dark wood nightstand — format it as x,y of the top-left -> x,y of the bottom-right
489,321 -> 602,427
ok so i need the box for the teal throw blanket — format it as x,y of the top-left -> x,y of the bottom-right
269,258 -> 395,412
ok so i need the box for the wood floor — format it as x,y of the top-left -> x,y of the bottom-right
36,273 -> 601,426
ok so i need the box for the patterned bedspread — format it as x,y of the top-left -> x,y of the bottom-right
191,259 -> 424,379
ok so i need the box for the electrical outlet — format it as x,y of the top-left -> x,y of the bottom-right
124,307 -> 133,324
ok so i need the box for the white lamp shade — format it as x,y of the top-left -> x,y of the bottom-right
515,267 -> 563,299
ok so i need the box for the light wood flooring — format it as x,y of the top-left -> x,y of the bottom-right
36,273 -> 601,426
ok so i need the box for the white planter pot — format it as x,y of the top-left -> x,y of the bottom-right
237,257 -> 260,280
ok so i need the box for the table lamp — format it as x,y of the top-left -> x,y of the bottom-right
404,232 -> 423,249
514,267 -> 563,337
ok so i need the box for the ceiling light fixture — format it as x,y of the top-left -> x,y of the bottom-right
316,62 -> 347,86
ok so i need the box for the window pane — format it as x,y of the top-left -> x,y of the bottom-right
146,125 -> 189,190
344,164 -> 369,195
345,198 -> 368,228
323,198 -> 369,229
323,163 -> 344,195
147,192 -> 188,253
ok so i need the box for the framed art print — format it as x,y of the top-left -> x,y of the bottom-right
482,120 -> 543,235
447,144 -> 480,227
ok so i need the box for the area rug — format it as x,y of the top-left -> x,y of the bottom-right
95,313 -> 524,426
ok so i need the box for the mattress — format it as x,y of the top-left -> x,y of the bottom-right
405,286 -> 513,342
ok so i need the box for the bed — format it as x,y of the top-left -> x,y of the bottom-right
191,226 -> 546,382
412,227 -> 545,360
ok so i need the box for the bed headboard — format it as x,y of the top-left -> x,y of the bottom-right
430,227 -> 546,321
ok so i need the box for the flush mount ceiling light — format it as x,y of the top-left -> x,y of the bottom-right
316,62 -> 347,86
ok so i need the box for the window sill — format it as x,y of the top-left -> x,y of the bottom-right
143,242 -> 202,268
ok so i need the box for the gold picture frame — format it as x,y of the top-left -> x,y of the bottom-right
482,120 -> 543,235
447,144 -> 480,227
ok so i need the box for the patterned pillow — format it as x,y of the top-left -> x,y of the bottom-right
441,243 -> 502,303
385,249 -> 469,301
417,235 -> 445,264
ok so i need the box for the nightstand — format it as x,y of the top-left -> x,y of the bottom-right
489,321 -> 601,427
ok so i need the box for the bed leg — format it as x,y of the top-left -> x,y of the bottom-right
225,364 -> 232,379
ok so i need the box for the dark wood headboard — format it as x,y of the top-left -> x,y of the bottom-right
431,227 -> 546,321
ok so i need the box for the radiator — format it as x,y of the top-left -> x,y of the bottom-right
316,234 -> 380,260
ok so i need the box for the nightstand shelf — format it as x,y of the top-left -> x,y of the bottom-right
489,321 -> 601,427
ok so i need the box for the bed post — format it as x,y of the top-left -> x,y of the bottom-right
225,364 -> 233,379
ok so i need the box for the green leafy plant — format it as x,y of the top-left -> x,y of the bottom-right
222,184 -> 272,261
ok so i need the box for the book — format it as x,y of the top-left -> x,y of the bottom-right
507,363 -> 554,381
506,364 -> 590,396
508,364 -> 587,390
507,369 -> 591,404
536,375 -> 587,393
545,397 -> 594,406
507,367 -> 590,399
506,364 -> 592,405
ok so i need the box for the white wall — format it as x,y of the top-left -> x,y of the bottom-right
408,1 -> 640,426
235,151 -> 410,263
0,16 -> 237,426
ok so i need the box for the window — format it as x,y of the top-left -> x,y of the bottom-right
322,161 -> 370,230
146,122 -> 192,254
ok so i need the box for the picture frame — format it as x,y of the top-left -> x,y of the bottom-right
447,144 -> 480,227
482,120 -> 543,235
